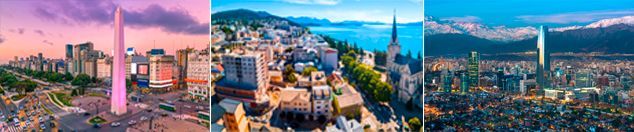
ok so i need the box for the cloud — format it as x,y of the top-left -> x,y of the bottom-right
32,0 -> 208,35
282,0 -> 341,5
34,29 -> 45,36
517,10 -> 634,24
409,0 -> 423,4
440,16 -> 481,23
8,28 -> 26,34
42,40 -> 54,45
0,34 -> 5,44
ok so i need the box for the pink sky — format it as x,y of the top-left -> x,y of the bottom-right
0,0 -> 209,64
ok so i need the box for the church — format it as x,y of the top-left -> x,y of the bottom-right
386,11 -> 424,104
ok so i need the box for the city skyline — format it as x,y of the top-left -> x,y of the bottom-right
0,0 -> 209,64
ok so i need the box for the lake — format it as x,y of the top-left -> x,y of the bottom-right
309,24 -> 423,55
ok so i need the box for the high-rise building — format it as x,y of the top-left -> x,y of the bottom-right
441,69 -> 452,93
186,49 -> 210,102
72,42 -> 94,75
536,25 -> 550,90
177,48 -> 194,89
97,56 -> 112,79
215,49 -> 269,111
38,53 -> 44,71
66,44 -> 73,60
111,6 -> 127,115
460,72 -> 469,94
468,51 -> 479,88
148,49 -> 175,93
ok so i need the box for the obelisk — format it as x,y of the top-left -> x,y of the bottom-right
111,6 -> 127,115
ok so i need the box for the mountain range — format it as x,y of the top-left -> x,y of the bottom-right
425,16 -> 634,56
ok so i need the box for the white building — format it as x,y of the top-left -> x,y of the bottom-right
319,47 -> 338,72
186,49 -> 210,101
96,57 -> 112,79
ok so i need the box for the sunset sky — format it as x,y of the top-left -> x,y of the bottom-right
0,0 -> 209,64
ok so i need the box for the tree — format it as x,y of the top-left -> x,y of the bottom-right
72,74 -> 91,87
64,72 -> 74,81
13,80 -> 37,95
126,79 -> 132,88
408,117 -> 422,131
72,74 -> 92,95
406,50 -> 412,58
71,89 -> 78,96
302,66 -> 318,76
283,65 -> 297,83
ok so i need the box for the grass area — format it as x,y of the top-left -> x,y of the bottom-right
52,92 -> 73,106
88,116 -> 107,124
10,94 -> 25,101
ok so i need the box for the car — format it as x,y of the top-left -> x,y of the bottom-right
110,122 -> 121,127
140,116 -> 148,121
40,124 -> 46,129
93,124 -> 101,128
128,120 -> 136,125
38,117 -> 43,121
83,112 -> 91,116
49,122 -> 56,128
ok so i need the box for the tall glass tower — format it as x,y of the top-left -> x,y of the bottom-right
468,51 -> 479,88
111,6 -> 127,115
536,25 -> 550,90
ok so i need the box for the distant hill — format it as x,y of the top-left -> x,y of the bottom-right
212,9 -> 303,27
425,24 -> 634,56
285,16 -> 422,27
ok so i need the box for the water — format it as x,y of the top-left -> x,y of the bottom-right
309,24 -> 423,55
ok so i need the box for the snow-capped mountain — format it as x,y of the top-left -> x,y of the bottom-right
552,16 -> 634,31
424,16 -> 537,42
426,15 -> 634,42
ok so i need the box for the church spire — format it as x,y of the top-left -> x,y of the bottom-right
391,9 -> 398,45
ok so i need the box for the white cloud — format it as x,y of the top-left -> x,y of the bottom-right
282,0 -> 341,5
440,16 -> 481,23
517,9 -> 634,24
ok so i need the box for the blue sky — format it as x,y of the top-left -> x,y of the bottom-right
427,0 -> 634,27
212,0 -> 423,23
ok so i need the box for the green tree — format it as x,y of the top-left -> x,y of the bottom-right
408,117 -> 422,131
406,50 -> 412,58
64,72 -> 74,81
283,65 -> 297,83
126,79 -> 132,88
71,74 -> 91,87
13,80 -> 37,95
72,74 -> 92,95
302,66 -> 318,76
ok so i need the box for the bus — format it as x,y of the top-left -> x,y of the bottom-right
159,103 -> 176,112
197,111 -> 210,121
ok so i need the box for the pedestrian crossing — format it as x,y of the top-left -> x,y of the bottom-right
4,125 -> 22,132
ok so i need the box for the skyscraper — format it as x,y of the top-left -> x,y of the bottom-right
468,51 -> 479,88
111,6 -> 127,115
460,72 -> 469,94
66,44 -> 73,60
536,25 -> 550,90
